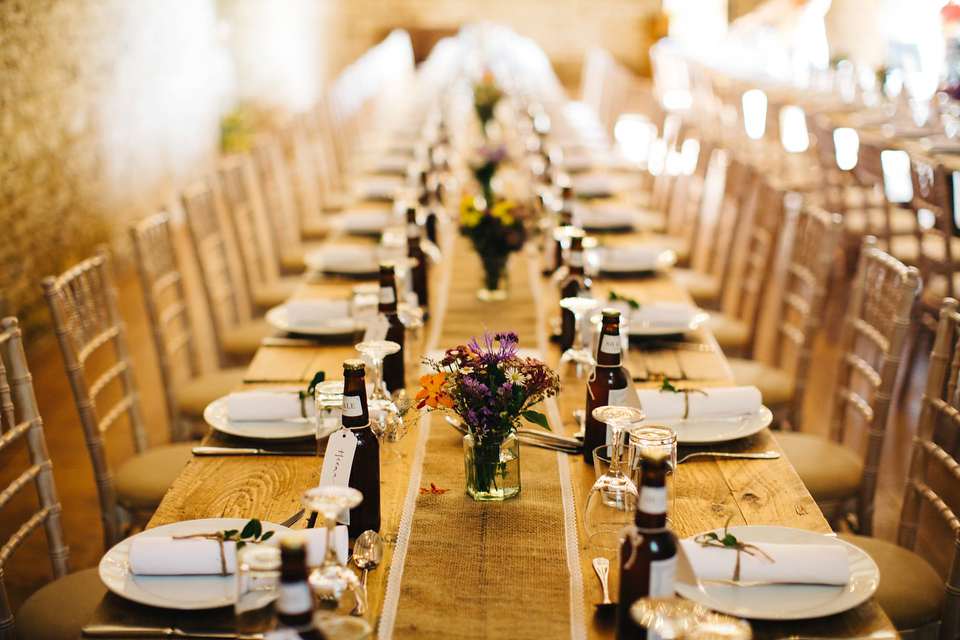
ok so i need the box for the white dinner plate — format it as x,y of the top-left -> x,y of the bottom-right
654,405 -> 773,444
203,393 -> 331,440
265,304 -> 362,336
676,525 -> 880,620
99,518 -> 292,610
628,303 -> 708,336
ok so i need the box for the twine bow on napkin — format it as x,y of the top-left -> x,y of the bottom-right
693,522 -> 774,582
172,533 -> 231,576
659,377 -> 707,419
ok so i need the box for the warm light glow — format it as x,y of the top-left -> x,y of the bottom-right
742,89 -> 767,140
679,139 -> 700,175
614,115 -> 656,165
880,150 -> 913,203
779,105 -> 809,153
833,128 -> 859,171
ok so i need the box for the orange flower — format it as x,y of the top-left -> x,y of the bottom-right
416,372 -> 453,409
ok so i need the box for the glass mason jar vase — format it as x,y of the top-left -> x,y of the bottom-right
477,253 -> 509,302
462,430 -> 521,501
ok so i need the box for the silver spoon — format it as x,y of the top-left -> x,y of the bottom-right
351,530 -> 383,616
592,557 -> 615,612
677,450 -> 780,465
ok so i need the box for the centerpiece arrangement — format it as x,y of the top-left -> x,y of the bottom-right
459,192 -> 530,300
417,331 -> 562,501
473,71 -> 504,135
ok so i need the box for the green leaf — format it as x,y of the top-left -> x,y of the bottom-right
608,291 -> 640,310
721,534 -> 738,547
305,371 -> 326,397
702,532 -> 719,542
240,519 -> 261,539
222,530 -> 239,540
260,530 -> 274,542
660,377 -> 679,393
521,410 -> 551,431
236,541 -> 247,550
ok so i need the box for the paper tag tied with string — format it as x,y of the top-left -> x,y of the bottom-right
363,313 -> 390,342
318,429 -> 358,525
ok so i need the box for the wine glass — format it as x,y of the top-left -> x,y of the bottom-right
559,296 -> 598,375
313,379 -> 345,457
583,405 -> 644,550
300,487 -> 371,638
355,340 -> 404,463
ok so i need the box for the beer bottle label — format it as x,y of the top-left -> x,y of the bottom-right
638,486 -> 667,515
379,287 -> 396,304
276,582 -> 312,618
569,252 -> 584,268
600,334 -> 621,355
342,395 -> 363,417
407,223 -> 420,238
649,555 -> 678,597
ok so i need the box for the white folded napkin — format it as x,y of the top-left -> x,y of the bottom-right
302,526 -> 350,567
336,210 -> 395,234
307,245 -> 378,273
629,302 -> 698,327
635,386 -> 762,421
226,390 -> 315,422
375,154 -> 414,174
679,538 -> 850,585
356,175 -> 404,200
128,536 -> 239,575
599,246 -> 663,270
285,300 -> 350,327
580,207 -> 636,229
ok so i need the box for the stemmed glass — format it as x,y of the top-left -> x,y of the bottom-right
559,296 -> 598,375
300,486 -> 371,639
355,340 -> 404,463
583,405 -> 644,550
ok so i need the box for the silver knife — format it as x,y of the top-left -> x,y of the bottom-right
192,446 -> 314,457
82,624 -> 261,639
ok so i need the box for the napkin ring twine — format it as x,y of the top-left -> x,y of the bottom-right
660,387 -> 707,419
173,532 -> 230,575
693,534 -> 774,582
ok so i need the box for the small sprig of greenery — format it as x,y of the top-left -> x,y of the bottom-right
298,371 -> 327,403
695,515 -> 741,548
222,519 -> 275,550
608,291 -> 640,309
659,376 -> 680,392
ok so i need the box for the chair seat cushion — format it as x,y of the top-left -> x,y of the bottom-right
279,247 -> 306,274
221,318 -> 275,360
175,367 -> 247,417
702,313 -> 750,350
773,431 -> 863,501
728,358 -> 794,407
252,276 -> 301,310
114,443 -> 195,510
15,567 -> 106,640
838,533 -> 944,631
671,268 -> 720,308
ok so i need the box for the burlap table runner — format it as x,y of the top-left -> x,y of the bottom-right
383,239 -> 578,639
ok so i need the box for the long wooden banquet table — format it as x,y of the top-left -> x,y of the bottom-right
86,218 -> 897,639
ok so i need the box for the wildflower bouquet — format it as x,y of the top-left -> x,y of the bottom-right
473,73 -> 504,128
470,143 -> 508,204
417,331 -> 561,440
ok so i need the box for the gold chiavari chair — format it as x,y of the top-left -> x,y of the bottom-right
278,117 -> 328,240
130,212 -> 246,442
774,237 -> 920,535
218,155 -> 300,310
728,201 -> 843,431
41,249 -> 194,548
840,297 -> 960,637
180,181 -> 273,368
0,316 -> 105,640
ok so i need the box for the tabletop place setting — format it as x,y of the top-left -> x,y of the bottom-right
16,12 -> 960,640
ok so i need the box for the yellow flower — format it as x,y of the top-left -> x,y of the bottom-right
416,372 -> 453,409
490,200 -> 516,226
460,197 -> 482,227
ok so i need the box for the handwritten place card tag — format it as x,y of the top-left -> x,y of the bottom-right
318,429 -> 358,524
363,313 -> 390,342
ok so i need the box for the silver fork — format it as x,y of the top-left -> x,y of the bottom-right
280,509 -> 305,527
677,450 -> 780,464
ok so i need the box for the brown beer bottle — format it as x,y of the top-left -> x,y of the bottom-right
406,206 -> 429,318
342,359 -> 381,537
558,230 -> 592,351
276,536 -> 328,640
583,309 -> 629,464
551,185 -> 577,273
378,263 -> 406,394
617,454 -> 678,640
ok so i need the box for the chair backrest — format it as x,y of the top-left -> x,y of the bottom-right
663,136 -> 713,258
0,316 -> 70,640
899,297 -> 960,640
218,154 -> 283,296
41,247 -> 146,547
251,134 -> 305,262
910,153 -> 956,329
770,202 -> 844,430
129,212 -> 200,442
831,237 -> 920,535
806,113 -> 846,215
278,119 -> 326,233
719,178 -> 791,356
181,180 -> 252,368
